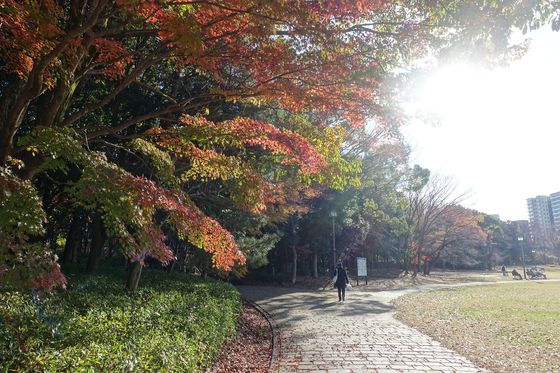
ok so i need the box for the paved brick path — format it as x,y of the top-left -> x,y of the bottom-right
238,286 -> 489,373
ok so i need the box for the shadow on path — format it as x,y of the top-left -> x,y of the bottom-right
238,286 -> 392,323
237,284 -> 492,372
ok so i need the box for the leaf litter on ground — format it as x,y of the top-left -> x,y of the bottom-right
209,300 -> 272,373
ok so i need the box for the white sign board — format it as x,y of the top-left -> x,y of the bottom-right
357,257 -> 367,277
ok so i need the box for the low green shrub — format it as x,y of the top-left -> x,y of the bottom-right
0,271 -> 241,372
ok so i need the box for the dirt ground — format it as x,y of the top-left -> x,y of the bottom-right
268,268 -> 502,292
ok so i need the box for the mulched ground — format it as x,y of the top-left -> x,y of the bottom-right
209,300 -> 272,373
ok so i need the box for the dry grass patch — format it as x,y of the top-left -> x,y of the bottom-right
353,270 -> 500,292
541,265 -> 560,279
394,282 -> 560,373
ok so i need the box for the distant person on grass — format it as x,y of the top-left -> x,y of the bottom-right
334,263 -> 349,302
501,265 -> 507,276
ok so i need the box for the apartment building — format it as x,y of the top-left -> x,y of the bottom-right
526,195 -> 555,248
550,191 -> 560,231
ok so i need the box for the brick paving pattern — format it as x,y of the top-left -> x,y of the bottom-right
238,286 -> 489,373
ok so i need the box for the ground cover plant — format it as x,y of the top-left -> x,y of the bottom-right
394,282 -> 560,373
0,270 -> 241,372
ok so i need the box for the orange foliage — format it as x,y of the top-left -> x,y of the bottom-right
0,0 -> 413,283
0,0 -> 62,78
178,115 -> 327,175
122,173 -> 245,271
147,115 -> 327,214
91,38 -> 134,80
0,0 -> 401,127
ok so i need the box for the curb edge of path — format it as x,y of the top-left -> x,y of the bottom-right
242,296 -> 282,373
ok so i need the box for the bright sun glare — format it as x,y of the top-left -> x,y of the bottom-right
403,28 -> 560,221
415,64 -> 484,119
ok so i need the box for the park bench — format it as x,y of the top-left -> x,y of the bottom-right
527,267 -> 547,280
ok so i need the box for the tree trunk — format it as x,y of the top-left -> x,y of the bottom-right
86,214 -> 106,272
423,260 -> 432,276
13,78 -> 78,179
167,258 -> 176,273
78,221 -> 89,264
63,212 -> 83,265
166,245 -> 177,273
283,245 -> 288,274
401,237 -> 410,275
413,253 -> 421,277
312,250 -> 318,278
427,250 -> 443,276
126,261 -> 143,292
411,263 -> 418,278
0,0 -> 109,165
402,253 -> 409,275
291,246 -> 297,285
46,223 -> 57,251
37,79 -> 79,128
0,78 -> 28,164
175,248 -> 186,272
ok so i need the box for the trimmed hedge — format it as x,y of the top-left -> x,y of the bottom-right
0,271 -> 241,372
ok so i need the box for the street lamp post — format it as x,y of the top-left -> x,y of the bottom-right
329,211 -> 337,269
518,236 -> 527,279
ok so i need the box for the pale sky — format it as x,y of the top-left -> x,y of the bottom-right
402,27 -> 560,221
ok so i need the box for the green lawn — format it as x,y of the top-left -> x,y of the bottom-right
394,281 -> 560,373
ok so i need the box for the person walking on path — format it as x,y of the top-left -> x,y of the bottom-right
334,263 -> 349,302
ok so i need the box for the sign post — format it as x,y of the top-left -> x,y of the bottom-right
356,257 -> 367,285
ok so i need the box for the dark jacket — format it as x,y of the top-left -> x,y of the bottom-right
334,267 -> 349,287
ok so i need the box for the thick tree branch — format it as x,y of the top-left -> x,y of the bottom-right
85,95 -> 219,140
62,51 -> 167,127
132,81 -> 178,104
